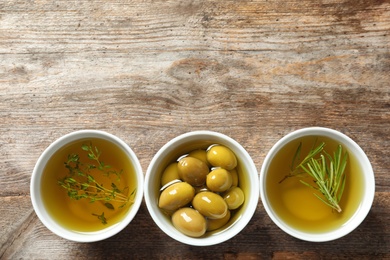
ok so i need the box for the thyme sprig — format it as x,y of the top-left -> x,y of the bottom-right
280,141 -> 348,213
92,212 -> 107,225
58,143 -> 135,224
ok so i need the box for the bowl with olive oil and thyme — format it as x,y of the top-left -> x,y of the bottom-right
259,127 -> 375,242
31,130 -> 144,242
144,131 -> 259,246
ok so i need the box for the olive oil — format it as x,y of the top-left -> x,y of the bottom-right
41,138 -> 136,232
266,136 -> 364,233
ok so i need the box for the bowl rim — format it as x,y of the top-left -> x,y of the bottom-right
30,129 -> 144,242
259,127 -> 375,242
144,130 -> 259,246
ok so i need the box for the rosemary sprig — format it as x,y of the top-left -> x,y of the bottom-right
280,141 -> 348,213
278,142 -> 325,184
58,143 -> 135,224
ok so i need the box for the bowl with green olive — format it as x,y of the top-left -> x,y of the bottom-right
259,127 -> 375,242
144,131 -> 259,246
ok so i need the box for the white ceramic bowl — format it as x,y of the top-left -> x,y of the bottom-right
30,130 -> 144,242
144,131 -> 259,246
259,127 -> 375,242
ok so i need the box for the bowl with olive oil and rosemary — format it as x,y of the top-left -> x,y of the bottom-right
31,130 -> 143,242
259,127 -> 375,242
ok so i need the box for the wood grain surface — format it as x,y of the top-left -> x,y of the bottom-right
1,0 -> 389,259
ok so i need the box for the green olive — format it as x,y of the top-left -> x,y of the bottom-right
192,191 -> 228,219
229,168 -> 239,187
177,156 -> 209,186
188,149 -> 211,167
206,145 -> 237,170
161,162 -> 180,186
206,168 -> 232,192
207,210 -> 231,231
194,184 -> 208,194
223,186 -> 245,210
172,207 -> 206,237
158,182 -> 195,211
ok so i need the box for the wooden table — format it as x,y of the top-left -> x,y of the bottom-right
1,0 -> 389,259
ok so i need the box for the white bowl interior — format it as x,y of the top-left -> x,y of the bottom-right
30,130 -> 144,242
259,127 -> 375,242
144,131 -> 259,246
